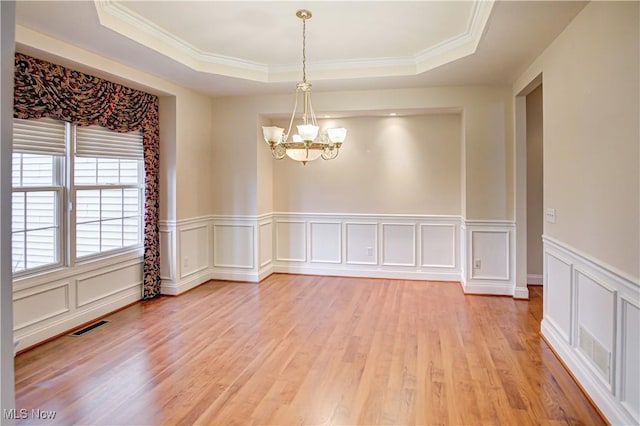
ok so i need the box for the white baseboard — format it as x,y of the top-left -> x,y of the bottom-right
273,264 -> 460,282
461,281 -> 514,296
162,268 -> 264,296
513,286 -> 530,299
527,273 -> 543,285
161,269 -> 212,295
211,269 -> 260,283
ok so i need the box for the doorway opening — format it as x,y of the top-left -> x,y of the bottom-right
514,73 -> 543,300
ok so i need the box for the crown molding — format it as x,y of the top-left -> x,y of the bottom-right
94,0 -> 494,83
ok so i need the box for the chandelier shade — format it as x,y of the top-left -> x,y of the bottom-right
262,9 -> 347,165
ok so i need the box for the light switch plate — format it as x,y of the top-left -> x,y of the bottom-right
545,208 -> 556,224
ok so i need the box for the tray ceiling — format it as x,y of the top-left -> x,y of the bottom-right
15,1 -> 587,96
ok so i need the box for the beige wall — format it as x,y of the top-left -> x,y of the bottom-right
158,96 -> 176,221
526,85 -> 543,277
271,114 -> 461,214
212,86 -> 513,220
514,1 -> 639,280
175,92 -> 213,219
256,114 -> 274,215
464,102 -> 509,220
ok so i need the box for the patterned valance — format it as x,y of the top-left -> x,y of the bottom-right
14,52 -> 161,299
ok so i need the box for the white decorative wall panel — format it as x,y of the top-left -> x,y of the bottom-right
421,224 -> 456,268
13,250 -> 143,351
461,222 -> 514,296
345,222 -> 378,265
214,224 -> 254,269
545,252 -> 573,343
541,236 -> 640,426
471,231 -> 509,280
310,222 -> 341,264
381,223 -> 416,266
272,214 -> 461,281
621,298 -> 640,421
76,263 -> 142,308
179,225 -> 209,277
576,269 -> 615,357
276,221 -> 306,262
259,221 -> 273,268
14,282 -> 69,330
159,229 -> 174,280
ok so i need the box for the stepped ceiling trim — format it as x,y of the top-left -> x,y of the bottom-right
94,0 -> 494,83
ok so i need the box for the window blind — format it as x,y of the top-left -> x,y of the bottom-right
76,125 -> 143,159
13,117 -> 66,156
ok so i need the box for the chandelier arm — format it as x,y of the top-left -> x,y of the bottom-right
321,146 -> 339,160
307,91 -> 318,127
272,143 -> 286,159
285,87 -> 299,141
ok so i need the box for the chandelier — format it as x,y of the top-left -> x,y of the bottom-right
262,9 -> 347,165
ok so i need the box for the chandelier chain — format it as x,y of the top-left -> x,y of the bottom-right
302,16 -> 307,83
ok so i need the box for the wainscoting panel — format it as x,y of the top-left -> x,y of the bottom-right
272,214 -> 462,281
471,231 -> 509,280
159,228 -> 174,281
309,222 -> 341,264
381,223 -> 416,267
420,224 -> 456,268
179,224 -> 210,278
541,236 -> 639,425
345,222 -> 378,265
462,221 -> 515,296
76,261 -> 142,308
13,250 -> 143,352
276,221 -> 306,262
161,214 -> 468,289
575,269 -> 616,387
213,224 -> 254,269
13,281 -> 69,331
259,221 -> 273,268
545,251 -> 573,343
620,297 -> 640,421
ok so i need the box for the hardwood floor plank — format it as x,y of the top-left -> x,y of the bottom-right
14,275 -> 605,425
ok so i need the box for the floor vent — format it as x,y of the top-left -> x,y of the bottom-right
578,325 -> 611,381
70,320 -> 110,336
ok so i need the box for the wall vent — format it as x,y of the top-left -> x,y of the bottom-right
578,325 -> 611,381
70,320 -> 110,336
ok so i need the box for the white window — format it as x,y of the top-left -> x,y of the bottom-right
12,118 -> 65,274
12,118 -> 144,275
74,126 -> 143,260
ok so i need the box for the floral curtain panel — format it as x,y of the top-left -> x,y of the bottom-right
14,52 -> 161,299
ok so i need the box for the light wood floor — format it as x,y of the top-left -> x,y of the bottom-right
15,274 -> 604,425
